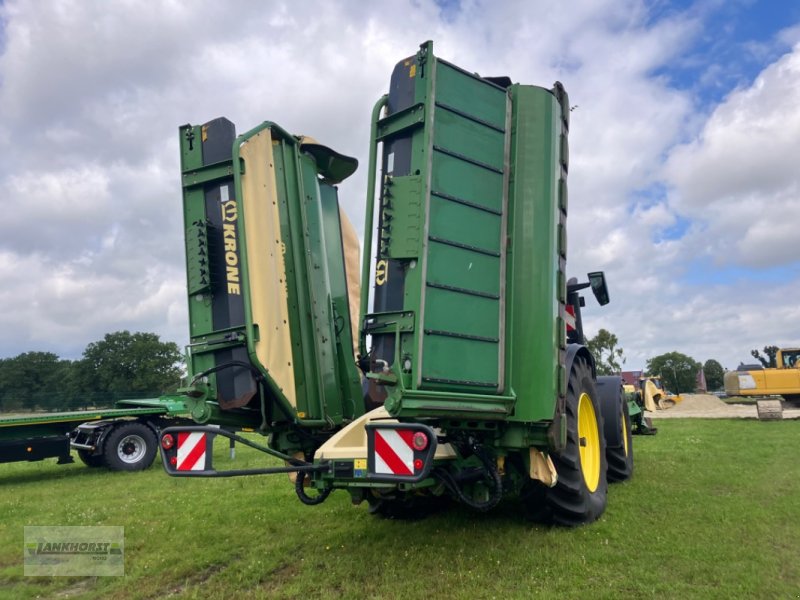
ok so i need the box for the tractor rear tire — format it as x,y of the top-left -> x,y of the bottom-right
77,449 -> 105,468
606,398 -> 634,483
523,358 -> 608,526
102,422 -> 157,472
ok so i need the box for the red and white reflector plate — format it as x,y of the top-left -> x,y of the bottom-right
176,432 -> 207,471
565,304 -> 576,331
373,428 -> 417,476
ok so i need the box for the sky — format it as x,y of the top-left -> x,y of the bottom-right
1,0 -> 799,373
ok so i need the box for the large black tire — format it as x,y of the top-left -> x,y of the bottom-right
524,358 -> 608,526
606,398 -> 634,483
102,422 -> 157,472
596,377 -> 633,483
77,449 -> 105,468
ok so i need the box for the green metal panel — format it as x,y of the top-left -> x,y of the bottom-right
297,153 -> 342,421
363,44 -> 568,432
179,124 -> 215,339
428,195 -> 502,254
177,119 -> 363,433
423,286 -> 499,339
426,243 -> 500,296
432,108 -> 506,170
178,121 -> 242,410
361,43 -> 515,419
430,153 -> 504,213
505,84 -> 563,423
319,185 -> 364,420
185,221 -> 211,295
382,175 -> 424,259
435,62 -> 507,128
418,58 -> 510,393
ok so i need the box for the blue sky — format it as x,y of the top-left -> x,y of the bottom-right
619,1 -> 800,311
0,0 -> 799,371
654,1 -> 800,139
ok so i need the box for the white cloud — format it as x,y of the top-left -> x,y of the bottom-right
664,42 -> 800,268
0,0 -> 798,375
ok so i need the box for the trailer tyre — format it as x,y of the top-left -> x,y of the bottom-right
77,449 -> 105,468
606,398 -> 633,483
524,358 -> 608,526
102,422 -> 157,472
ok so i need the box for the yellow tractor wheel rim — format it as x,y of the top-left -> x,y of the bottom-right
577,392 -> 601,492
622,410 -> 629,457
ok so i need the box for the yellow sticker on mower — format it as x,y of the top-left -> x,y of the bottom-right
354,459 -> 367,478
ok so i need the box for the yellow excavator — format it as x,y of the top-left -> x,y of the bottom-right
624,376 -> 682,412
724,348 -> 800,403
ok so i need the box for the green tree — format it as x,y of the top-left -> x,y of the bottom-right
751,345 -> 779,368
82,331 -> 183,398
703,359 -> 725,390
0,352 -> 72,412
586,328 -> 626,375
646,351 -> 701,394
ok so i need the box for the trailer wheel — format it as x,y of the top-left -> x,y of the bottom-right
606,398 -> 633,483
524,358 -> 608,526
102,422 -> 157,472
77,449 -> 105,468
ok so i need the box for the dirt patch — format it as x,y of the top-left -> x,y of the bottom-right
646,394 -> 800,420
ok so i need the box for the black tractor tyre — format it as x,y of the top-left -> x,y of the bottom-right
523,358 -> 608,526
606,398 -> 634,483
77,449 -> 105,468
102,422 -> 157,472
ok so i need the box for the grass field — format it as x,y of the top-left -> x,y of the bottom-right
1,419 -> 799,599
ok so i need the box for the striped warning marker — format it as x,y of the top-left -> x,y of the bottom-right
176,432 -> 207,471
373,429 -> 415,476
565,304 -> 577,331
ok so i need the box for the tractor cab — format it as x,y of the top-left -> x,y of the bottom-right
566,271 -> 609,345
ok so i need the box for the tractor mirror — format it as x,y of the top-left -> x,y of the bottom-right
588,271 -> 610,306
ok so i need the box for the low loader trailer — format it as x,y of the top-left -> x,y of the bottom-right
159,42 -> 634,525
0,396 -> 189,471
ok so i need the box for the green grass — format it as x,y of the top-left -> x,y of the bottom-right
2,420 -> 799,599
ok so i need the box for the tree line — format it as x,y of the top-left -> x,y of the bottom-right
586,328 -> 726,393
0,331 -> 183,413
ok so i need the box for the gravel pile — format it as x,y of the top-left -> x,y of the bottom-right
646,394 -> 800,420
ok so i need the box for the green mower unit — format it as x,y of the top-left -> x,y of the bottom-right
160,42 -> 633,526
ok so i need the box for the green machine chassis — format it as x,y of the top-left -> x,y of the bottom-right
161,42 -> 633,525
177,118 -> 363,459
359,42 -> 568,443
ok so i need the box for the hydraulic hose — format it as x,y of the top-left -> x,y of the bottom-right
433,443 -> 503,512
294,469 -> 333,506
189,360 -> 264,386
